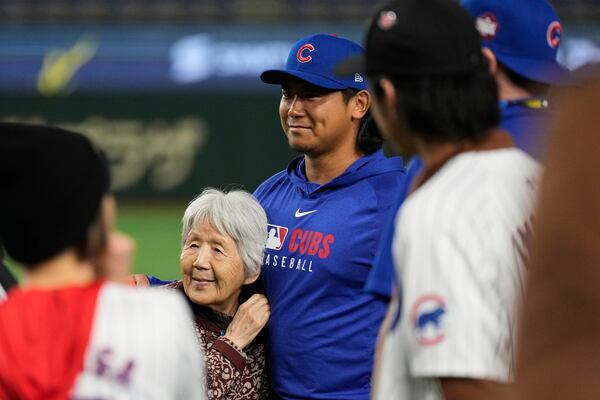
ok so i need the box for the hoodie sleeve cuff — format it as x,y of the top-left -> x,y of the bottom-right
212,337 -> 248,372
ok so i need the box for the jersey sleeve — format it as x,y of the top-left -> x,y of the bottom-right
147,275 -> 176,286
396,214 -> 513,382
365,157 -> 423,298
364,217 -> 396,298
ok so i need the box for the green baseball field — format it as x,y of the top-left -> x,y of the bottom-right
116,201 -> 188,280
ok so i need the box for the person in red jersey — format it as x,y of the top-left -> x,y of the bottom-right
0,123 -> 207,400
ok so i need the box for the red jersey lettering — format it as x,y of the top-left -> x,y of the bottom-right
319,234 -> 334,258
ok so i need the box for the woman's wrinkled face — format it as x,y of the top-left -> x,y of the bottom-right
180,219 -> 250,315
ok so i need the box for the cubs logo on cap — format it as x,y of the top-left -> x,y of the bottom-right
546,21 -> 562,49
297,43 -> 315,63
462,0 -> 574,85
260,33 -> 368,91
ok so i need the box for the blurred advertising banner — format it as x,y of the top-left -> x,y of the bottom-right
0,24 -> 362,94
0,22 -> 597,95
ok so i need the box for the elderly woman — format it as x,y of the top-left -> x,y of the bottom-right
165,188 -> 270,400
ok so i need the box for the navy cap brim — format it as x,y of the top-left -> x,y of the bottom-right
333,54 -> 365,77
260,69 -> 352,90
496,53 -> 576,86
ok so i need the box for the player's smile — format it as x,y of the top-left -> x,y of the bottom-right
287,124 -> 312,134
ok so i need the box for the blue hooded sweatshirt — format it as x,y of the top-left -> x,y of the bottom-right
254,149 -> 405,400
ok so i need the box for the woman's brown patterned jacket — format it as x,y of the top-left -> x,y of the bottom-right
165,281 -> 268,400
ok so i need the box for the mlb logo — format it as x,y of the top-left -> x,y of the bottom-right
266,224 -> 288,251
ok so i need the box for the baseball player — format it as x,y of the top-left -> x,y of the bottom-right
254,34 -> 406,399
0,123 -> 206,400
339,0 -> 540,398
463,0 -> 573,159
363,0 -> 572,305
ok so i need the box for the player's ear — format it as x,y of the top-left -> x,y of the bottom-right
351,90 -> 371,120
481,47 -> 498,75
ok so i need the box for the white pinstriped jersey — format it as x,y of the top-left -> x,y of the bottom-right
376,149 -> 540,400
71,283 -> 207,400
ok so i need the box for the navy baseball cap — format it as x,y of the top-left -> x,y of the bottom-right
462,0 -> 574,85
260,33 -> 368,91
336,0 -> 484,79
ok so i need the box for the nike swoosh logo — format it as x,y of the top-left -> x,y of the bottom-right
295,208 -> 318,218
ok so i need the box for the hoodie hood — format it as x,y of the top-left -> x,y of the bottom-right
287,150 -> 405,196
0,282 -> 102,400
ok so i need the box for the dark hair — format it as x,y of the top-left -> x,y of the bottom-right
0,123 -> 110,267
342,89 -> 384,154
373,65 -> 499,142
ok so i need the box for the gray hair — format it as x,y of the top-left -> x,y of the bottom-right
181,188 -> 267,277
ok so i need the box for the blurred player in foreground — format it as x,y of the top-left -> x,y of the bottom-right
515,74 -> 600,400
364,0 -> 573,305
0,123 -> 206,400
339,0 -> 540,398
